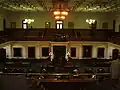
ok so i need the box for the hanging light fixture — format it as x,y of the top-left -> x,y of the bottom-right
86,19 -> 96,24
53,10 -> 68,20
60,16 -> 65,19
55,16 -> 60,20
61,11 -> 68,16
53,11 -> 61,15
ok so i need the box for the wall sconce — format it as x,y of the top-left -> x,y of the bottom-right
86,19 -> 96,24
22,19 -> 34,29
23,19 -> 34,24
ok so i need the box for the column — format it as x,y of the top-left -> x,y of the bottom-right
79,45 -> 82,59
92,45 -> 97,58
51,46 -> 54,61
25,46 -> 28,58
9,43 -> 13,59
76,46 -> 79,59
23,46 -> 28,59
36,45 -> 40,59
65,43 -> 70,61
105,45 -> 109,59
49,43 -> 53,61
39,46 -> 42,58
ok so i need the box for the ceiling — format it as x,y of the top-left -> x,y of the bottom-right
0,0 -> 120,12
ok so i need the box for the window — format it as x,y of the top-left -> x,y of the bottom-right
10,22 -> 16,28
68,22 -> 74,29
70,48 -> 76,57
56,21 -> 63,29
28,47 -> 35,58
97,48 -> 105,58
13,48 -> 22,57
45,22 -> 51,28
83,46 -> 92,58
22,20 -> 28,29
102,22 -> 108,29
23,23 -> 27,29
42,47 -> 49,57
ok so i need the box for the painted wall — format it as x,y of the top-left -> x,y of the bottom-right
65,12 -> 115,29
5,11 -> 55,28
115,12 -> 120,32
0,9 -> 7,31
5,11 -> 116,29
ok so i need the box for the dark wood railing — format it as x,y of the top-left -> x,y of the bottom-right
0,28 -> 120,44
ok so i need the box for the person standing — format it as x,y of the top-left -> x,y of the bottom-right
110,56 -> 120,89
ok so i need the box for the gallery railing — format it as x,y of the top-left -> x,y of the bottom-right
0,72 -> 110,82
1,28 -> 120,44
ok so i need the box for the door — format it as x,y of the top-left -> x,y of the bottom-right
112,49 -> 119,60
28,47 -> 35,58
53,46 -> 66,66
83,46 -> 92,58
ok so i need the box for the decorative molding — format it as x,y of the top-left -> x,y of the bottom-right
50,41 -> 69,46
0,0 -> 120,12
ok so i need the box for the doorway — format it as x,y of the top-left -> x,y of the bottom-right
83,46 -> 92,58
112,49 -> 119,60
53,46 -> 66,67
28,47 -> 35,58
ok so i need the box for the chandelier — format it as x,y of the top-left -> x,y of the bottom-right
53,10 -> 68,20
86,19 -> 96,24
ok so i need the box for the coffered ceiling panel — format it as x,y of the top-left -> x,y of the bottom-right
68,0 -> 120,12
0,0 -> 120,12
0,0 -> 53,11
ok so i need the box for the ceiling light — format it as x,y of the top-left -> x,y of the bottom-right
55,16 -> 60,20
60,16 -> 65,20
53,11 -> 60,15
53,10 -> 68,20
61,11 -> 68,16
